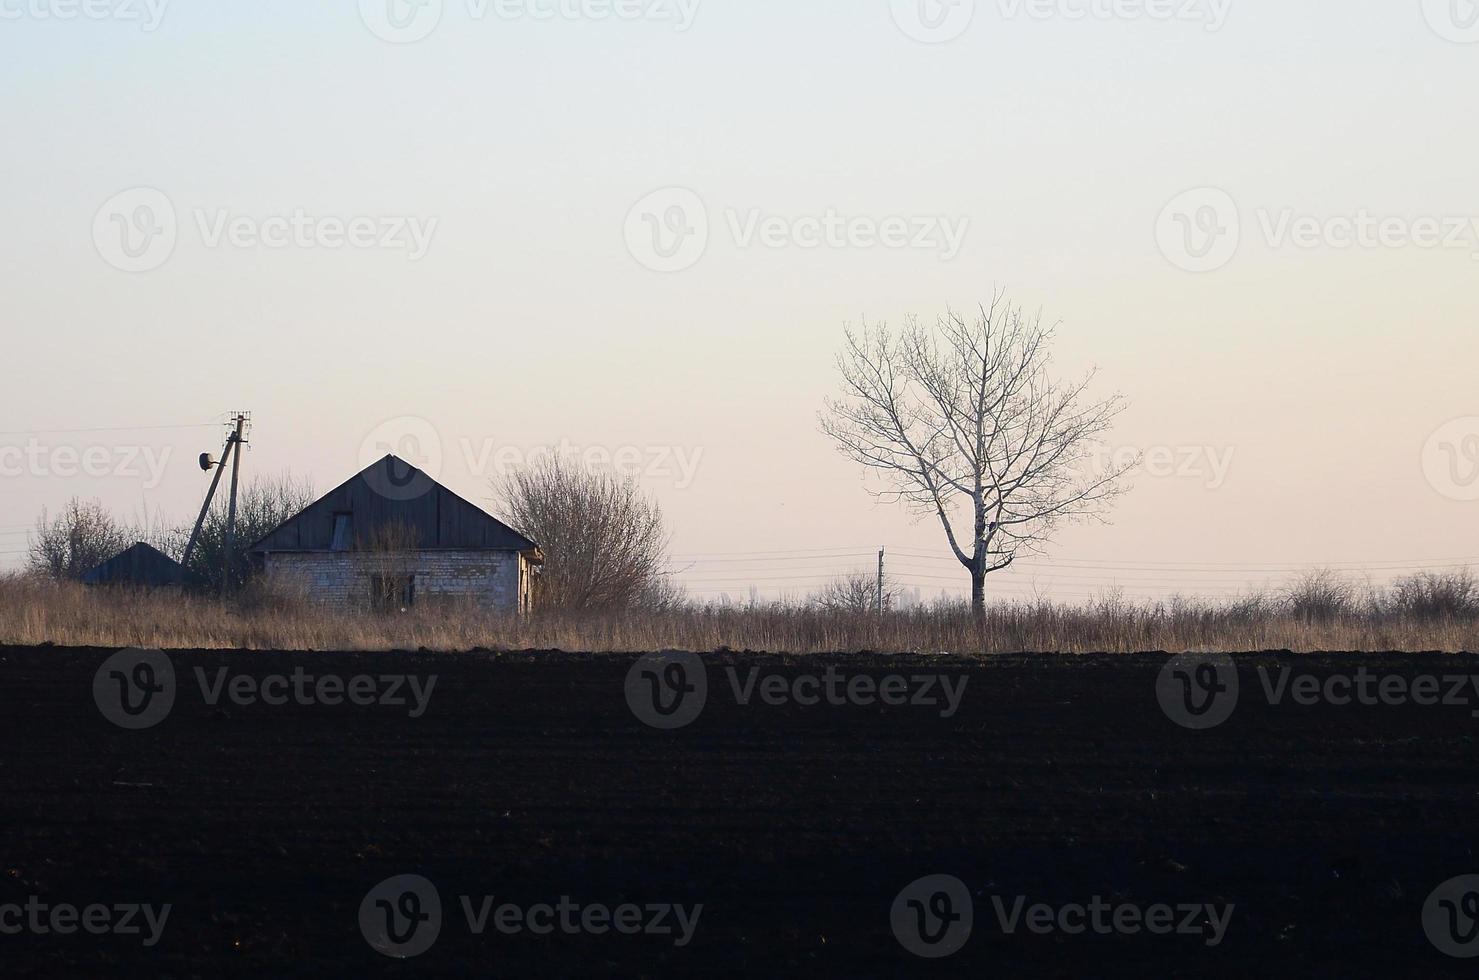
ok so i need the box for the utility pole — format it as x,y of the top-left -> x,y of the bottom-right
180,428 -> 238,583
877,546 -> 885,614
221,413 -> 248,598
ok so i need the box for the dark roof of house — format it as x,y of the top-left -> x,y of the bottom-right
250,454 -> 538,554
81,541 -> 191,587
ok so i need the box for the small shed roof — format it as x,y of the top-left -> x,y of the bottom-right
81,542 -> 191,587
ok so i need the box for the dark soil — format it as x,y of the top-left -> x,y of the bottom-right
1,646 -> 1477,977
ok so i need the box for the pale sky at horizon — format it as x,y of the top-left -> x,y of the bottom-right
2,0 -> 1476,602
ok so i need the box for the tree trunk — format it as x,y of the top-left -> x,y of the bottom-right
971,567 -> 986,619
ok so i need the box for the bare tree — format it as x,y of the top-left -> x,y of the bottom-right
27,498 -> 134,580
495,456 -> 672,611
813,570 -> 901,615
168,472 -> 315,591
821,294 -> 1133,617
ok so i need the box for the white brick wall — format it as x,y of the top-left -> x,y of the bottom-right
263,550 -> 527,613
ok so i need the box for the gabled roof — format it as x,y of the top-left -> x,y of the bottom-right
250,454 -> 537,554
81,541 -> 192,587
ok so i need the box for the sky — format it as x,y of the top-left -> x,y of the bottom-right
1,0 -> 1476,602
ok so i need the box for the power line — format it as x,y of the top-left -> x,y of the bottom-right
0,422 -> 220,437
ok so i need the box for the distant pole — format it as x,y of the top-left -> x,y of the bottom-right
877,547 -> 885,614
222,413 -> 247,598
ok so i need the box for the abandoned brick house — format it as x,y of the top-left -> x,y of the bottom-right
250,455 -> 541,613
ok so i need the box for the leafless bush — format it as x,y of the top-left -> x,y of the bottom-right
1389,570 -> 1478,620
495,457 -> 672,611
27,498 -> 134,581
1285,569 -> 1358,623
812,570 -> 899,614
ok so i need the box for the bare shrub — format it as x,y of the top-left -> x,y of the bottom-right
495,457 -> 672,611
27,498 -> 134,581
1390,570 -> 1478,620
1285,569 -> 1358,623
812,570 -> 900,614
